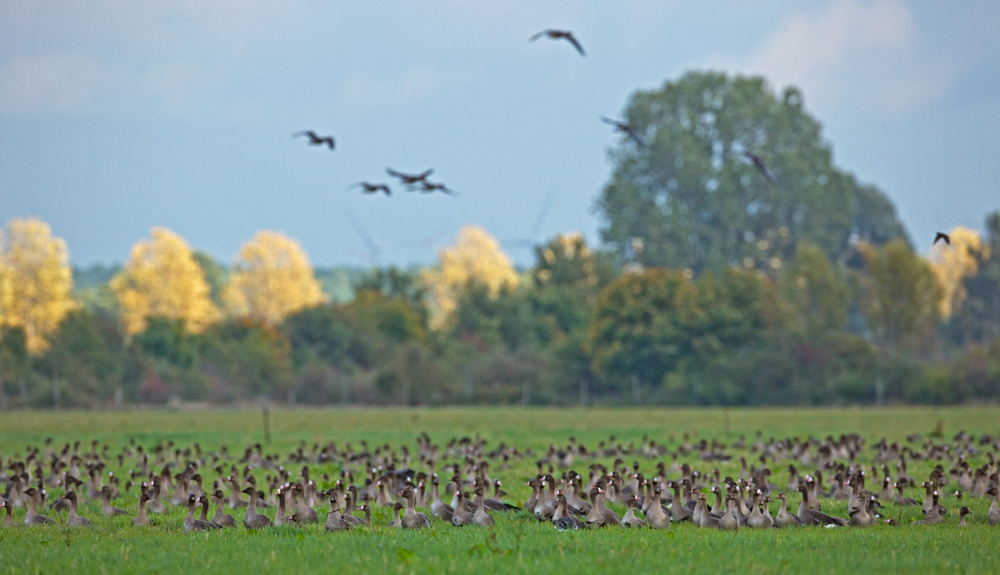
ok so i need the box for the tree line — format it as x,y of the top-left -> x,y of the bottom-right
1,71 -> 998,408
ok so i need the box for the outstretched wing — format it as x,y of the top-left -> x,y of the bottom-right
417,168 -> 434,180
600,116 -> 619,127
564,33 -> 585,56
322,137 -> 335,150
529,30 -> 550,42
292,131 -> 315,139
623,127 -> 647,147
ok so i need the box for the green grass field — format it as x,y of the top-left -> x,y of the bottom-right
1,406 -> 998,574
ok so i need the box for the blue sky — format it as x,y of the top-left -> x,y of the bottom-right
1,0 -> 998,267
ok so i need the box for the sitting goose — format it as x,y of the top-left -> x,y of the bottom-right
718,495 -> 739,531
22,488 -> 55,526
101,486 -> 127,517
399,486 -> 431,529
472,487 -> 495,527
646,486 -> 671,530
552,494 -> 585,530
429,477 -> 454,523
341,490 -> 366,528
912,491 -> 944,525
388,502 -> 404,528
746,490 -> 771,529
211,490 -> 237,528
849,496 -> 877,528
293,483 -> 319,524
183,495 -> 219,532
65,492 -> 92,528
585,487 -> 620,528
894,482 -> 919,506
131,493 -> 152,527
241,487 -> 273,530
324,495 -> 350,532
796,485 -> 847,526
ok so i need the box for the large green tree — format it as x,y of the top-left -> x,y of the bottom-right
595,71 -> 909,274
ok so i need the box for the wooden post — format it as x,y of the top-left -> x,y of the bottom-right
262,406 -> 271,444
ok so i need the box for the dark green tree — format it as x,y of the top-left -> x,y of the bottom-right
595,71 -> 909,274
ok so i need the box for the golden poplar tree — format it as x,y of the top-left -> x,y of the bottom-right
223,230 -> 326,325
1,218 -> 78,353
421,225 -> 520,330
0,230 -> 11,324
110,227 -> 220,336
929,226 -> 988,318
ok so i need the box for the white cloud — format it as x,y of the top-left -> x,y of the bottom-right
707,0 -> 969,115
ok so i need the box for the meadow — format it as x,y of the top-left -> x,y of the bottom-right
1,406 -> 998,575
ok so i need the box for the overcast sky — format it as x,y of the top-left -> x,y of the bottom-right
1,0 -> 998,268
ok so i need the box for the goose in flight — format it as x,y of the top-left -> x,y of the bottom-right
292,131 -> 335,150
601,117 -> 647,147
530,29 -> 585,57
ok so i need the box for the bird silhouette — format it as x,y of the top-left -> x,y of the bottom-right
419,181 -> 457,196
743,151 -> 776,185
386,167 -> 434,186
529,29 -> 585,56
601,117 -> 647,146
350,182 -> 392,196
292,131 -> 335,150
934,232 -> 951,246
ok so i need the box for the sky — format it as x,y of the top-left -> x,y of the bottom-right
1,0 -> 998,268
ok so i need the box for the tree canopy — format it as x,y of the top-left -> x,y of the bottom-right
595,71 -> 909,275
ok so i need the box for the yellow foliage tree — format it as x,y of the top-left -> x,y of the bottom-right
110,227 -> 220,336
0,218 -> 78,353
929,226 -> 988,318
421,225 -> 520,330
0,230 -> 11,324
224,230 -> 326,325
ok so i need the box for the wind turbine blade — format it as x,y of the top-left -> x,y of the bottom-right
343,209 -> 381,262
530,192 -> 556,238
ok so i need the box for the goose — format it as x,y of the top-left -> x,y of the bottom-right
621,496 -> 647,528
1,499 -> 16,528
293,483 -> 319,524
959,506 -> 971,527
894,482 -> 919,506
693,493 -> 720,528
274,487 -> 294,527
646,486 -> 671,530
849,496 -> 876,527
486,480 -> 519,511
211,490 -> 237,528
131,493 -> 152,527
324,495 -> 350,532
796,485 -> 847,526
718,495 -> 739,531
912,492 -> 944,525
183,495 -> 218,532
472,487 -> 495,527
746,490 -> 771,529
775,493 -> 801,528
65,491 -> 92,528
399,486 -> 431,529
241,487 -> 273,530
533,479 -> 555,521
341,490 -> 366,527
529,29 -> 586,56
22,488 -> 55,526
101,486 -> 127,517
227,476 -> 247,509
451,490 -> 473,527
429,477 -> 454,522
388,502 -> 405,528
986,487 -> 1000,526
552,494 -> 585,530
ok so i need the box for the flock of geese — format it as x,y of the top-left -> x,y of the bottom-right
3,428 -> 1000,534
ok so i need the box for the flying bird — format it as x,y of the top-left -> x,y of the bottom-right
601,117 -> 647,146
934,232 -> 950,246
350,182 -> 392,196
743,151 -> 776,185
386,167 -> 434,186
529,29 -> 585,57
292,131 -> 335,150
418,181 -> 457,196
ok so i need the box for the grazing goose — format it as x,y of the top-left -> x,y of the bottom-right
183,495 -> 219,533
65,491 -> 92,528
211,490 -> 237,528
241,487 -> 273,530
22,488 -> 55,526
472,487 -> 495,527
399,487 -> 431,529
101,486 -> 127,517
131,493 -> 152,527
324,495 -> 350,532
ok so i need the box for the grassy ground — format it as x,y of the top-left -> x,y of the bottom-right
1,406 -> 999,575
